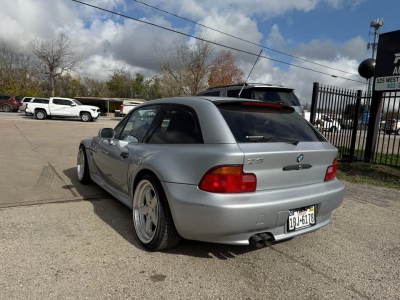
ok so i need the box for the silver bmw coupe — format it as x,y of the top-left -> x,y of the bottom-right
77,97 -> 345,251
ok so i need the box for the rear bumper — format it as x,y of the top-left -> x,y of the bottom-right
162,179 -> 345,245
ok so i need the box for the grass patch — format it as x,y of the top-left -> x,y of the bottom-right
337,162 -> 400,189
337,147 -> 400,167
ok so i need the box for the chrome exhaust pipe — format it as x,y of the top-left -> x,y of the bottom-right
249,235 -> 264,248
258,233 -> 275,246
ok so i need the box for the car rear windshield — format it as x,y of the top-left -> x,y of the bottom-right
218,103 -> 325,143
226,88 -> 301,107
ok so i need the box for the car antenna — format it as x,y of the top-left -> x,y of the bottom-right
238,49 -> 263,99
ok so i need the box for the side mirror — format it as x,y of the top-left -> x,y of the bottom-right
71,103 -> 76,106
98,128 -> 114,139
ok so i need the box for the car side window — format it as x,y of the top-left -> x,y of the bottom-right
147,104 -> 203,144
62,100 -> 72,105
119,105 -> 159,143
113,115 -> 130,139
53,99 -> 62,105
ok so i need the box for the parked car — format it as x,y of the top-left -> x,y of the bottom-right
26,97 -> 100,122
340,119 -> 354,129
196,83 -> 303,115
20,97 -> 35,115
314,113 -> 341,132
120,99 -> 145,117
0,95 -> 22,112
384,119 -> 400,135
77,97 -> 345,251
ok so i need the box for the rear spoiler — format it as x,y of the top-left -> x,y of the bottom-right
214,100 -> 295,112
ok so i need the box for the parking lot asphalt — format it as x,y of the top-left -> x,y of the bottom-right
1,115 -> 399,299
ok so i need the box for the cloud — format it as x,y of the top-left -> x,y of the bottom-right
0,0 -> 368,96
266,24 -> 285,50
291,36 -> 367,61
194,10 -> 263,63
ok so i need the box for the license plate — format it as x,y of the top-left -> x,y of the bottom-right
287,206 -> 316,232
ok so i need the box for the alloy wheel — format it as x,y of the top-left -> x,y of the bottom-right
77,148 -> 85,181
133,180 -> 159,244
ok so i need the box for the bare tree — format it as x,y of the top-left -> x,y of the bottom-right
29,33 -> 82,96
0,40 -> 41,95
155,38 -> 214,97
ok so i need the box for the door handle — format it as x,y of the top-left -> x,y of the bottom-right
120,152 -> 129,159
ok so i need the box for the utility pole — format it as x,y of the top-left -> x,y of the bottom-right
367,18 -> 384,95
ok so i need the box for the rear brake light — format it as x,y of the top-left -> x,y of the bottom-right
242,102 -> 283,108
120,105 -> 123,111
302,110 -> 305,118
324,158 -> 337,182
199,165 -> 256,193
20,102 -> 23,106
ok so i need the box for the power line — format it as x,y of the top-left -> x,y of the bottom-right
70,0 -> 367,85
132,0 -> 361,77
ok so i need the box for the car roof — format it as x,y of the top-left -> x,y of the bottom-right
142,96 -> 265,105
204,83 -> 292,91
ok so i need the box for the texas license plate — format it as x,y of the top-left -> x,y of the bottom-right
287,206 -> 316,232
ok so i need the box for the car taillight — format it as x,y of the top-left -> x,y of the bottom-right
199,165 -> 256,193
242,102 -> 283,108
324,158 -> 337,182
20,102 -> 23,106
120,105 -> 123,111
302,110 -> 305,118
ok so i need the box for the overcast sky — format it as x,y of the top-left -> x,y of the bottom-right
0,0 -> 398,103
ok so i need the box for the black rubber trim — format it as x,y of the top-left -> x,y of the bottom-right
282,164 -> 312,171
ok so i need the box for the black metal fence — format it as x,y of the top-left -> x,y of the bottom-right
310,83 -> 400,167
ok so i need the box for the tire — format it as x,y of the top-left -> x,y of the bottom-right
77,145 -> 91,184
132,174 -> 181,251
385,130 -> 391,135
35,110 -> 47,120
2,105 -> 12,112
397,129 -> 400,136
80,112 -> 92,122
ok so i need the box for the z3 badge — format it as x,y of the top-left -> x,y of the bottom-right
247,158 -> 264,164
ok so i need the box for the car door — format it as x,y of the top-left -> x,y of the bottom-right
94,105 -> 160,194
50,99 -> 72,116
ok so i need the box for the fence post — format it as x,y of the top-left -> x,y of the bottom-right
310,82 -> 319,125
349,90 -> 362,162
364,91 -> 383,162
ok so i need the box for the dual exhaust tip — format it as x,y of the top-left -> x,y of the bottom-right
249,233 -> 275,248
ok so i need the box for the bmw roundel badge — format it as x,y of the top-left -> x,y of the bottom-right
297,154 -> 304,163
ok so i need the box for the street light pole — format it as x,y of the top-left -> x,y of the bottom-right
367,18 -> 383,95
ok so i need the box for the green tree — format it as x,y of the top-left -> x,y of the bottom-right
106,69 -> 132,98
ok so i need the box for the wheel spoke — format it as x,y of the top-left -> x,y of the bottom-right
145,217 -> 152,233
150,196 -> 157,208
145,189 -> 152,203
139,205 -> 147,215
150,212 -> 158,226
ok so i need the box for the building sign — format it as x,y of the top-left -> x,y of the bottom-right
374,30 -> 400,91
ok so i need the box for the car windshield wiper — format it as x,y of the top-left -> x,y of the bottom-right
246,136 -> 299,145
